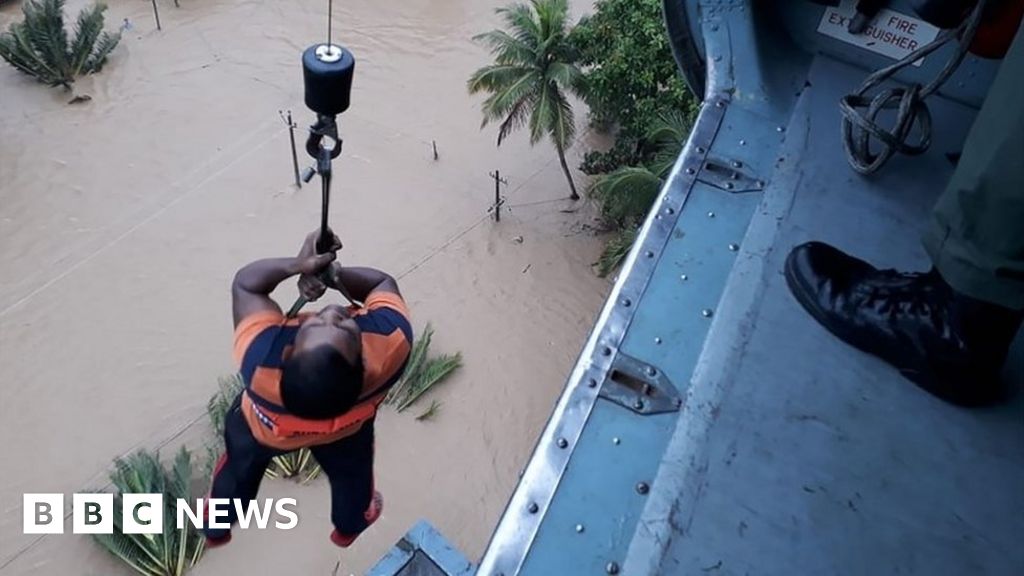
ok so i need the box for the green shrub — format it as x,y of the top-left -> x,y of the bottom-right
92,448 -> 205,576
0,0 -> 121,88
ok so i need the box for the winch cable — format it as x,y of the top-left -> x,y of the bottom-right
840,0 -> 988,175
286,0 -> 359,317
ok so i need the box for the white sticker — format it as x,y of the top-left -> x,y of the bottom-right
817,0 -> 940,67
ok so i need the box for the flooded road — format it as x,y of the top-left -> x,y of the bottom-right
0,0 -> 607,573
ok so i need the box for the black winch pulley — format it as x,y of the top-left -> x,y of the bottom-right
303,44 -> 355,116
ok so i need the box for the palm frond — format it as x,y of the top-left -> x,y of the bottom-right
385,324 -> 433,406
68,2 -> 103,76
546,84 -> 576,150
267,449 -> 321,482
467,63 -> 532,94
595,227 -> 639,278
92,449 -> 204,576
206,374 -> 243,438
85,30 -> 120,73
590,166 -> 663,225
416,400 -> 442,421
546,61 -> 583,93
497,96 -> 533,146
471,30 -> 536,66
528,81 -> 553,145
497,2 -> 542,47
396,353 -> 463,413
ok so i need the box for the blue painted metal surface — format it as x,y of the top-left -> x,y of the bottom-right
367,520 -> 475,576
391,1 -> 1021,574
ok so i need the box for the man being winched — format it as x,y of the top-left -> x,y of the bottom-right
205,229 -> 412,548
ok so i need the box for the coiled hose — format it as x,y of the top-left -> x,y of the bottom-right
840,0 -> 988,175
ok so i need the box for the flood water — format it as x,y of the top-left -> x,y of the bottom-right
0,0 -> 607,573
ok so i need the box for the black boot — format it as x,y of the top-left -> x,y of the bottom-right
784,242 -> 1023,406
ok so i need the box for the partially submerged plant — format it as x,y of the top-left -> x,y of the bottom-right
92,448 -> 204,576
265,450 -> 321,484
416,399 -> 443,421
385,324 -> 463,413
0,0 -> 121,89
206,373 -> 321,484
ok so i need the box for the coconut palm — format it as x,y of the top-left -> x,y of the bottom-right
0,0 -> 121,89
591,111 -> 691,276
384,323 -> 462,414
468,0 -> 585,200
92,448 -> 205,576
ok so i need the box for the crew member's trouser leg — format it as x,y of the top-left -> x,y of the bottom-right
205,394 -> 282,540
310,419 -> 376,544
923,22 -> 1024,311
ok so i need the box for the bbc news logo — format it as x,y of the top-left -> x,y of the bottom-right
23,494 -> 298,534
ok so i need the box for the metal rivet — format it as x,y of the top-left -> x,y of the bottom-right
621,298 -> 632,307
777,126 -> 786,133
645,250 -> 654,258
612,437 -> 621,445
675,398 -> 683,408
607,561 -> 621,574
636,482 -> 650,495
655,214 -> 662,220
728,243 -> 739,251
702,308 -> 714,318
588,378 -> 597,388
557,437 -> 568,449
685,167 -> 695,175
696,146 -> 706,154
602,347 -> 612,356
713,55 -> 722,62
710,23 -> 719,31
527,502 -> 539,514
732,160 -> 742,168
633,399 -> 644,410
730,172 -> 740,180
715,100 -> 724,108
646,367 -> 656,377
740,139 -> 747,146
575,524 -> 585,533
654,337 -> 662,345
725,182 -> 734,190
680,274 -> 688,281
757,180 -> 765,187
642,383 -> 652,395
665,207 -> 675,215
708,211 -> 715,218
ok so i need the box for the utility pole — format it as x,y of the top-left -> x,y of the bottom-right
489,170 -> 508,222
281,110 -> 301,187
150,0 -> 161,30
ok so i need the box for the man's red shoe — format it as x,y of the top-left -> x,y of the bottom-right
202,494 -> 232,548
330,491 -> 383,548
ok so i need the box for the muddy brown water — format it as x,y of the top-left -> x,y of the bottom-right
0,0 -> 608,573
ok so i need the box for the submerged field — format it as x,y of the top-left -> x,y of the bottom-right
0,0 -> 608,573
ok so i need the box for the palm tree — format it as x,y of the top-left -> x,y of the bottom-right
591,111 -> 690,276
0,0 -> 121,89
92,448 -> 205,576
468,0 -> 585,200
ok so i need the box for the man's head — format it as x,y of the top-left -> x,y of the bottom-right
280,304 -> 364,418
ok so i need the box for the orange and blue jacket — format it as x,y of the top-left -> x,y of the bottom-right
232,291 -> 412,451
